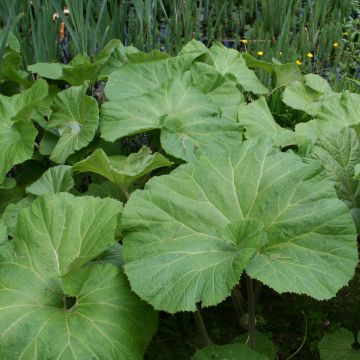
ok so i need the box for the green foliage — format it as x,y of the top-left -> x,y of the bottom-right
0,39 -> 359,359
28,39 -> 125,85
0,193 -> 157,359
192,342 -> 269,360
72,146 -> 172,199
122,140 -> 357,313
319,328 -> 360,360
310,128 -> 360,232
26,165 -> 74,196
46,85 -> 99,163
0,80 -> 48,183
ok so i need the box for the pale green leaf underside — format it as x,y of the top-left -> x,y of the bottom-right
319,328 -> 360,360
47,86 -> 99,163
72,146 -> 172,189
191,343 -> 269,360
0,193 -> 157,359
122,140 -> 357,313
26,165 -> 74,196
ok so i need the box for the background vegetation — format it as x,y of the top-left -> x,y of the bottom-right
0,0 -> 359,90
0,1 -> 360,359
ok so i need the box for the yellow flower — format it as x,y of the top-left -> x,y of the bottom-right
257,51 -> 264,56
306,52 -> 313,58
333,42 -> 339,48
279,51 -> 283,55
240,39 -> 249,44
296,60 -> 302,65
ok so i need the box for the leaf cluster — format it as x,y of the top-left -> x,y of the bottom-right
0,39 -> 359,359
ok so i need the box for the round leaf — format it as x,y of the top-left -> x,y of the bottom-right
122,140 -> 357,313
100,75 -> 218,142
0,193 -> 157,359
319,328 -> 360,360
47,86 -> 99,163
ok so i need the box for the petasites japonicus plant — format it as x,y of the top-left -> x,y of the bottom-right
0,193 -> 157,359
121,139 -> 358,313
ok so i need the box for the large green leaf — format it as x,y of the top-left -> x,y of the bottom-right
26,165 -> 74,196
315,92 -> 360,128
295,92 -> 360,153
207,80 -> 245,121
190,62 -> 225,93
0,48 -> 30,88
105,51 -> 201,102
310,128 -> 360,232
238,97 -> 295,146
100,75 -> 219,141
242,53 -> 303,88
209,42 -> 268,94
192,343 -> 269,360
85,181 -> 124,201
123,216 -> 264,313
0,121 -> 37,184
0,193 -> 157,359
125,49 -> 170,63
0,221 -> 6,244
47,86 -> 99,163
180,39 -> 209,57
160,115 -> 243,162
122,140 -> 357,313
234,331 -> 276,360
282,75 -> 336,116
319,328 -> 360,360
1,196 -> 35,237
72,147 -> 172,194
0,80 -> 48,182
0,185 -> 25,215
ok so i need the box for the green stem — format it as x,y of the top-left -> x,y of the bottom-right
247,275 -> 256,350
122,188 -> 130,201
194,303 -> 212,347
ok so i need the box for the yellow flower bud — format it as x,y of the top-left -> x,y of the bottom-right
240,39 -> 249,44
257,51 -> 264,56
296,60 -> 302,65
306,52 -> 313,58
333,42 -> 339,48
